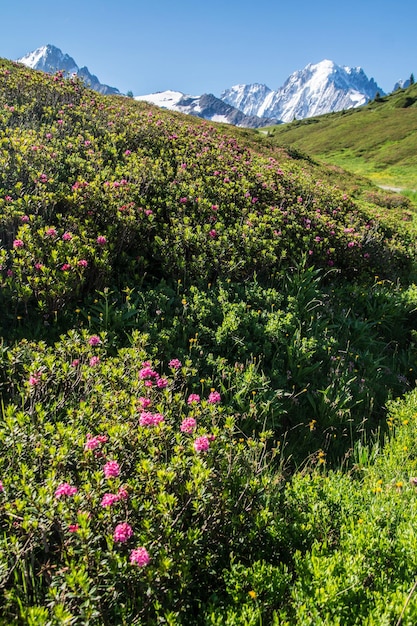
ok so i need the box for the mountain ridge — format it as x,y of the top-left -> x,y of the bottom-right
14,45 -> 409,127
17,44 -> 120,96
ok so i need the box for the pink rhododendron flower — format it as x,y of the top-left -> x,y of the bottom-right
103,460 -> 120,478
71,359 -> 80,367
168,358 -> 182,369
156,377 -> 168,389
101,493 -> 120,507
96,235 -> 107,245
29,372 -> 41,386
118,486 -> 129,500
180,417 -> 197,433
0,480 -> 3,492
193,436 -> 210,452
207,391 -> 221,404
88,335 -> 101,346
85,433 -> 108,450
113,522 -> 133,543
21,215 -> 29,223
138,365 -> 158,380
13,239 -> 24,248
187,393 -> 200,405
62,232 -> 72,241
209,229 -> 217,238
137,397 -> 152,409
61,264 -> 71,271
130,547 -> 150,567
139,411 -> 164,427
45,227 -> 57,237
77,259 -> 88,267
55,483 -> 78,498
68,524 -> 79,532
89,356 -> 100,366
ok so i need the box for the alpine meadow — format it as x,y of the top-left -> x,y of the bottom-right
3,58 -> 417,625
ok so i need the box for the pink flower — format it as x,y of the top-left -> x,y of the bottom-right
187,393 -> 200,405
0,480 -> 4,492
103,460 -> 120,478
55,483 -> 78,498
179,197 -> 188,204
35,263 -> 44,271
118,486 -> 129,500
71,359 -> 80,367
139,411 -> 164,427
137,397 -> 152,409
84,433 -> 108,450
29,373 -> 41,386
207,391 -> 221,404
46,227 -> 57,237
61,264 -> 71,271
78,259 -> 88,267
156,377 -> 168,389
89,356 -> 100,367
101,493 -> 120,507
124,149 -> 131,156
68,524 -> 79,532
96,235 -> 107,246
130,547 -> 150,567
13,239 -> 24,248
113,522 -> 133,543
180,417 -> 197,433
169,358 -> 182,369
209,229 -> 217,239
62,232 -> 72,241
139,366 -> 158,380
193,436 -> 210,452
21,215 -> 29,223
88,335 -> 101,346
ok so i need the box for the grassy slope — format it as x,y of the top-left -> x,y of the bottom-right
3,59 -> 417,624
263,83 -> 417,190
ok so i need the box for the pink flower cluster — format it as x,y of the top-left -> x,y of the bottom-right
103,460 -> 120,478
113,522 -> 133,543
137,396 -> 152,409
130,547 -> 150,567
168,358 -> 182,369
139,411 -> 164,427
208,391 -> 221,404
180,417 -> 197,433
193,436 -> 210,452
84,433 -> 108,450
88,335 -> 101,346
101,487 -> 128,507
55,482 -> 78,498
187,393 -> 200,405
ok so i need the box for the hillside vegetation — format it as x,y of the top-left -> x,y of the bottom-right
2,58 -> 417,624
263,83 -> 417,191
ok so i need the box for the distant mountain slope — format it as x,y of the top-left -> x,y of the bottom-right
264,82 -> 417,189
134,90 -> 279,128
221,60 -> 384,122
17,44 -> 120,95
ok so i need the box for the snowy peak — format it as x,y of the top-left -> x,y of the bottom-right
221,59 -> 384,123
16,44 -> 120,95
135,90 -> 277,128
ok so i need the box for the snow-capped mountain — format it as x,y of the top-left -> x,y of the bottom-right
13,47 -> 390,127
16,45 -> 120,95
221,60 -> 384,122
135,90 -> 279,128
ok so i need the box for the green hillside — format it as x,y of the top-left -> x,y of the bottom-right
263,83 -> 417,191
2,58 -> 417,624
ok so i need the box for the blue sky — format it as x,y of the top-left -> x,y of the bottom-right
2,0 -> 416,96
